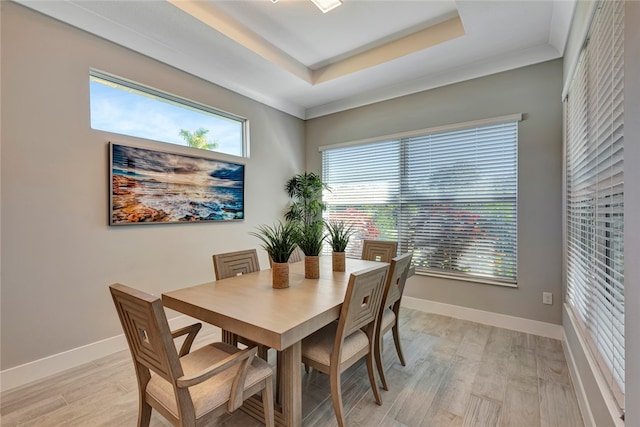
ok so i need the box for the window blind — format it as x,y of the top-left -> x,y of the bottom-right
322,118 -> 518,284
565,0 -> 624,409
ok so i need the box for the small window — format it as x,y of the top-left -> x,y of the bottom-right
90,70 -> 247,157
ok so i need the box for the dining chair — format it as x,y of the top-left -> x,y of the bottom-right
374,252 -> 413,391
109,283 -> 274,427
212,249 -> 271,359
301,264 -> 389,427
361,239 -> 398,263
268,246 -> 303,266
212,249 -> 260,279
287,246 -> 303,263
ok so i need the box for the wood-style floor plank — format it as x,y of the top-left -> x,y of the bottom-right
0,309 -> 583,427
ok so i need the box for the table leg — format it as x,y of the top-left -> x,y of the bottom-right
222,329 -> 238,346
280,341 -> 302,427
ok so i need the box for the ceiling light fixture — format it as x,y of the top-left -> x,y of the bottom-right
310,0 -> 342,13
271,0 -> 342,14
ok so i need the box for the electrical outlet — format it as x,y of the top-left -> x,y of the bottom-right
543,292 -> 553,305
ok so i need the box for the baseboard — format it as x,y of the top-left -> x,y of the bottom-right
401,296 -> 564,340
563,304 -> 624,427
0,315 -> 199,393
562,324 -> 597,427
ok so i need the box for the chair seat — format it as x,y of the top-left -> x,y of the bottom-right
381,307 -> 396,333
147,342 -> 272,419
302,322 -> 369,367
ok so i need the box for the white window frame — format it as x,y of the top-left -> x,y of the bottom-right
90,69 -> 249,157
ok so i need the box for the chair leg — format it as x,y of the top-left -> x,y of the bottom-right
275,351 -> 282,405
366,351 -> 383,405
329,367 -> 347,427
262,376 -> 275,427
391,322 -> 406,366
138,400 -> 152,427
375,331 -> 389,391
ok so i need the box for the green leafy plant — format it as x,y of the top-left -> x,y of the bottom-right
296,222 -> 326,256
284,172 -> 330,228
325,220 -> 355,252
249,221 -> 297,264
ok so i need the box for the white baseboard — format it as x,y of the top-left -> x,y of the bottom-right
0,315 -> 200,393
562,326 -> 597,427
401,296 -> 564,340
562,304 -> 624,427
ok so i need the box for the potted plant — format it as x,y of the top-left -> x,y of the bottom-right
250,221 -> 297,288
284,172 -> 330,228
325,220 -> 355,272
285,172 -> 330,278
296,222 -> 326,279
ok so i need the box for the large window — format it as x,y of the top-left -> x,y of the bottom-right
565,0 -> 624,410
321,115 -> 519,285
90,70 -> 247,157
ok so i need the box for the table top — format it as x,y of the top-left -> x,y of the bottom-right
162,256 -> 385,351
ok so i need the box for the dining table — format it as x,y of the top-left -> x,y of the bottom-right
162,256 -> 386,427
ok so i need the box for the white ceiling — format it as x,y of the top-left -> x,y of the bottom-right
16,0 -> 575,119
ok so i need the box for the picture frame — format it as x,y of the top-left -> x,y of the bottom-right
110,142 -> 245,225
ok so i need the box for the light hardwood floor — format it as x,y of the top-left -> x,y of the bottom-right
0,309 -> 583,427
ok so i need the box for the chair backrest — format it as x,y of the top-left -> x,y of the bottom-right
381,253 -> 413,311
288,246 -> 303,263
109,284 -> 183,385
361,240 -> 398,263
268,246 -> 303,267
334,264 -> 389,359
213,249 -> 260,280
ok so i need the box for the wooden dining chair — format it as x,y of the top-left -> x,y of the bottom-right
109,284 -> 274,427
268,246 -> 303,266
361,239 -> 398,263
301,264 -> 389,427
212,249 -> 260,279
374,252 -> 413,390
213,249 -> 269,356
287,246 -> 303,263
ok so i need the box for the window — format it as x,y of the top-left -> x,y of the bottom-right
565,0 -> 624,410
321,115 -> 519,285
90,70 -> 247,157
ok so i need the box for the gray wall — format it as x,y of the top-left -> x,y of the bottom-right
0,2 -> 305,370
306,59 -> 564,325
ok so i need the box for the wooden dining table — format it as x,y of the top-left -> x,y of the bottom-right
162,256 -> 385,427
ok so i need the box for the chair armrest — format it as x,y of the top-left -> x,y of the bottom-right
171,323 -> 202,357
176,346 -> 257,389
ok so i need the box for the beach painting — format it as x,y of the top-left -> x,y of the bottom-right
110,143 -> 244,225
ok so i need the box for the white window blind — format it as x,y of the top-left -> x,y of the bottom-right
565,0 -> 624,409
322,118 -> 518,284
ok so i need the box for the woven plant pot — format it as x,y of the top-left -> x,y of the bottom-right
332,252 -> 345,272
305,255 -> 320,279
272,262 -> 289,289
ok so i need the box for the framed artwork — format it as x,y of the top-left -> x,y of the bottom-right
110,142 -> 244,225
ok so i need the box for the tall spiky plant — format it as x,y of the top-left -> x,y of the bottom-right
296,222 -> 326,257
249,221 -> 297,263
325,220 -> 355,252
